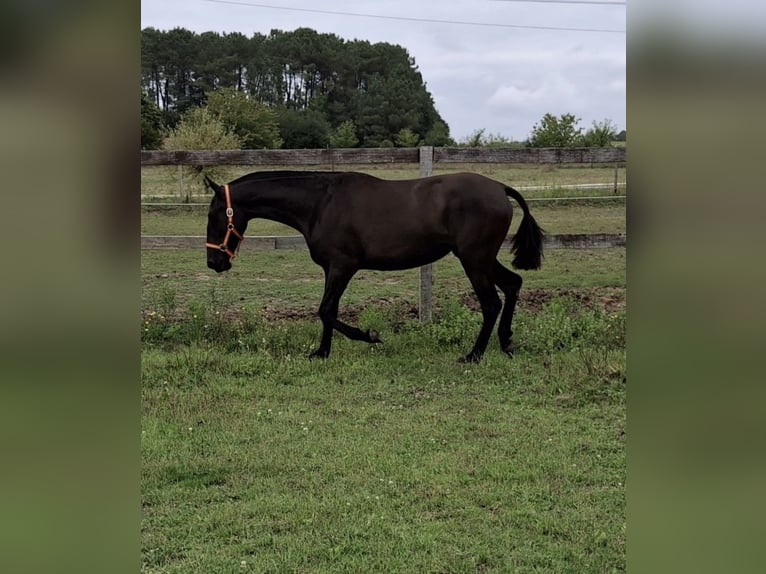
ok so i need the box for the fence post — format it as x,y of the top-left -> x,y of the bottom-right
419,146 -> 434,323
178,165 -> 185,202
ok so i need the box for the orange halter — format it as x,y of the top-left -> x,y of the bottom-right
205,184 -> 244,260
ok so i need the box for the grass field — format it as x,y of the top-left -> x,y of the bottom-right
142,311 -> 625,573
141,248 -> 625,318
141,164 -> 626,573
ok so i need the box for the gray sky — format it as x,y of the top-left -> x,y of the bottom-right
140,0 -> 626,142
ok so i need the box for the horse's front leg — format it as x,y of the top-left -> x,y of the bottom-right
333,319 -> 383,344
309,267 -> 354,359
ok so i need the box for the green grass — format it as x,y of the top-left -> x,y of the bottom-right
141,248 -> 625,318
141,162 -> 626,572
142,299 -> 625,573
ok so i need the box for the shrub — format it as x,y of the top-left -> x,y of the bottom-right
163,107 -> 242,193
278,108 -> 331,149
329,120 -> 359,148
205,87 -> 282,149
581,119 -> 619,148
164,106 -> 242,151
514,298 -> 625,354
527,113 -> 583,148
425,299 -> 481,347
394,128 -> 421,147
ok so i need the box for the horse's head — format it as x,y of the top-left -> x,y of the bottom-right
204,175 -> 246,273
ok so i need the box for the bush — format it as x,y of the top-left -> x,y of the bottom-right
458,128 -> 521,148
581,119 -> 619,148
205,87 -> 282,149
514,299 -> 625,355
164,107 -> 242,151
329,120 -> 359,148
163,107 -> 242,192
425,299 -> 481,347
526,113 -> 620,148
141,93 -> 165,149
394,128 -> 421,147
527,113 -> 583,148
423,121 -> 454,147
278,108 -> 331,149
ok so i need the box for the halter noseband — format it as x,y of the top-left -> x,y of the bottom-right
205,184 -> 244,260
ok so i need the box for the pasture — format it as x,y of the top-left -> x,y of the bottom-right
141,163 -> 626,572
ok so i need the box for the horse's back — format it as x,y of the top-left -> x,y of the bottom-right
330,171 -> 513,238
309,171 -> 513,269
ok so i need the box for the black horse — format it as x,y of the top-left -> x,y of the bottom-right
205,170 -> 544,362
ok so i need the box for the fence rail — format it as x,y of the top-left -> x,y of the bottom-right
141,146 -> 626,322
142,196 -> 627,208
141,146 -> 625,167
141,233 -> 626,251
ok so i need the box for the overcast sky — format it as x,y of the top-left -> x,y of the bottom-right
140,0 -> 626,142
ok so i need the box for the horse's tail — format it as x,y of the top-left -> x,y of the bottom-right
505,186 -> 544,270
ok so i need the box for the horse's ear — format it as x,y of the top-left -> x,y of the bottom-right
204,174 -> 223,198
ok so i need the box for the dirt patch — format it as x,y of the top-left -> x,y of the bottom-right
460,287 -> 625,314
260,297 -> 420,323
522,286 -> 625,313
144,287 -> 625,324
260,287 -> 624,322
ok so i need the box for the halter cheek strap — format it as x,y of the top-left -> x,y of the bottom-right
205,184 -> 244,260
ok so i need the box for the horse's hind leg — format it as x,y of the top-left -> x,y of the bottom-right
459,261 -> 502,363
493,260 -> 523,356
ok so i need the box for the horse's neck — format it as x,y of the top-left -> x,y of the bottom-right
237,180 -> 324,236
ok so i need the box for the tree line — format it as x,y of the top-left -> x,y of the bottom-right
141,26 -> 623,151
141,26 -> 450,149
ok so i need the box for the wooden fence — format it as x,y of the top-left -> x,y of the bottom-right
140,146 -> 625,167
141,233 -> 626,252
141,146 -> 626,322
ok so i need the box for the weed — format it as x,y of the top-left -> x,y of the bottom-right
358,306 -> 388,335
158,285 -> 177,317
515,298 -> 625,355
424,298 -> 481,346
579,347 -> 626,384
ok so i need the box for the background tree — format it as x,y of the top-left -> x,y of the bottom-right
141,93 -> 165,149
527,113 -> 583,147
164,107 -> 242,150
140,27 -> 451,148
329,120 -> 358,148
581,119 -> 619,147
163,107 -> 242,192
457,128 -> 520,148
205,87 -> 282,149
423,121 -> 454,147
483,133 -> 523,148
462,128 -> 487,147
278,108 -> 331,148
394,128 -> 420,147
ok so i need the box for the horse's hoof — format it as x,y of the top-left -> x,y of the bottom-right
367,329 -> 383,344
309,349 -> 330,360
502,343 -> 515,357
